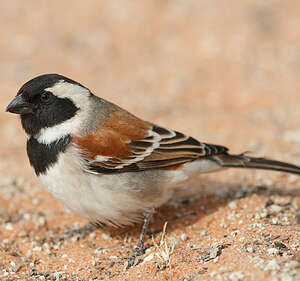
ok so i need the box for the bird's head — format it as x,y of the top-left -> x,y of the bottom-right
6,74 -> 92,139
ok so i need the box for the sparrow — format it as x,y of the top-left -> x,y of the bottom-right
6,74 -> 300,267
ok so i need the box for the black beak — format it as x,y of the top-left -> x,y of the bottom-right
6,95 -> 34,114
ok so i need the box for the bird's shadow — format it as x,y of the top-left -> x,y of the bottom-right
97,174 -> 300,242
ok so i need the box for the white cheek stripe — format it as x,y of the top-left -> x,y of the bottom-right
36,115 -> 81,144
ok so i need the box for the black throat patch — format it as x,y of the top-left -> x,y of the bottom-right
27,135 -> 71,176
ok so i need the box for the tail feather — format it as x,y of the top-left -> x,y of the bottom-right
213,153 -> 300,175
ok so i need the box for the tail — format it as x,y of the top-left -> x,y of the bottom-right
212,153 -> 300,175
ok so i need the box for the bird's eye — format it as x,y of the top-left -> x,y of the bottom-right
40,92 -> 51,103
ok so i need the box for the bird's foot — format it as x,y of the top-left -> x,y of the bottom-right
125,244 -> 146,268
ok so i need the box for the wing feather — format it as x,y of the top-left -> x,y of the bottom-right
74,123 -> 228,174
72,108 -> 228,174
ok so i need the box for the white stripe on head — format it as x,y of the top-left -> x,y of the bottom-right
36,80 -> 91,144
45,80 -> 90,108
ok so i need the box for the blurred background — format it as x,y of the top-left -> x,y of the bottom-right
1,2 -> 300,279
1,0 -> 300,177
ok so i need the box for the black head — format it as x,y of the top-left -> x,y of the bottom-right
6,74 -> 90,135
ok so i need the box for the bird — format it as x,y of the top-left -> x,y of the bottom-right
6,73 -> 300,267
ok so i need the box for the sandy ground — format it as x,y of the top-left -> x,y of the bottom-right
0,1 -> 300,280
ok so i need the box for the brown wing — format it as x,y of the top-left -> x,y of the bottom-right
73,110 -> 228,174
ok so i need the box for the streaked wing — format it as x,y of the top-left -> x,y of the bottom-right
72,106 -> 227,174
129,125 -> 228,169
75,123 -> 228,174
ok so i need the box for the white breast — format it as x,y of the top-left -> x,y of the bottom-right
38,144 -> 222,226
38,145 -> 171,226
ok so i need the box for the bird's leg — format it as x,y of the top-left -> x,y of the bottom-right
135,213 -> 152,254
126,210 -> 153,268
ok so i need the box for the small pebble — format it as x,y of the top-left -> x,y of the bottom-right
260,212 -> 267,218
33,246 -> 42,252
12,263 -> 23,273
274,241 -> 287,249
71,236 -> 79,243
89,232 -> 96,240
193,228 -> 206,236
285,261 -> 300,269
180,234 -> 188,241
246,246 -> 254,253
102,232 -> 111,240
271,196 -> 292,206
18,231 -> 27,237
26,250 -> 32,257
271,218 -> 280,225
267,248 -> 279,255
38,217 -> 46,227
231,231 -> 240,237
288,175 -> 298,183
268,205 -> 284,214
5,223 -> 13,230
264,259 -> 281,271
44,249 -> 51,255
220,218 -> 228,228
229,201 -> 237,209
239,236 -> 245,242
209,248 -> 219,259
142,253 -> 154,264
0,176 -> 16,186
229,271 -> 244,281
23,213 -> 31,220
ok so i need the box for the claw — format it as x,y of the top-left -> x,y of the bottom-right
125,245 -> 146,268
